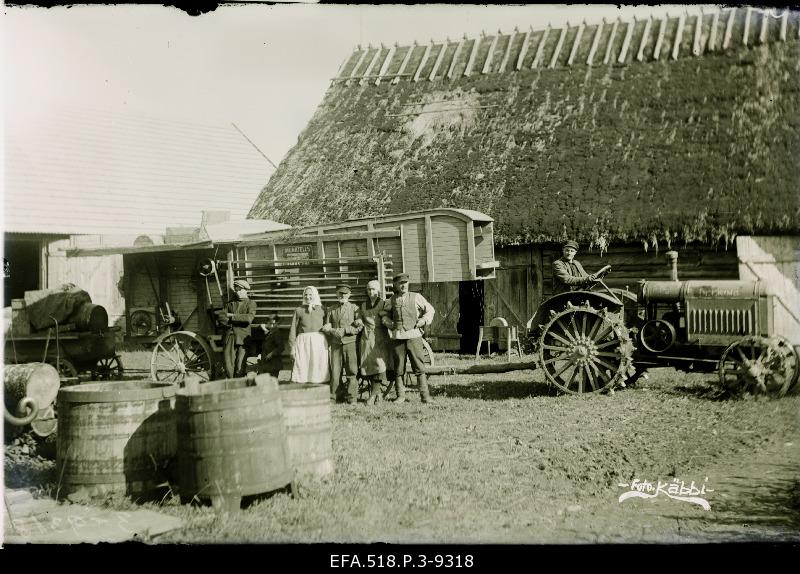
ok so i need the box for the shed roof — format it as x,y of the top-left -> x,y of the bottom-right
5,105 -> 274,236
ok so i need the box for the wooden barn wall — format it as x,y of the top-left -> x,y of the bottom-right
414,281 -> 461,352
737,235 -> 800,345
373,228 -> 403,276
430,215 -> 469,282
47,239 -> 126,329
401,220 -> 427,283
489,243 -> 741,333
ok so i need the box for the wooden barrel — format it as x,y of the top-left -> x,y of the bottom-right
56,381 -> 176,500
279,383 -> 333,480
175,375 -> 293,511
68,302 -> 108,332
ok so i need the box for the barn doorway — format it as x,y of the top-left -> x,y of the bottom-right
458,280 -> 485,354
3,237 -> 42,307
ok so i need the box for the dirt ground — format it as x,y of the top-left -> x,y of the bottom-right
4,351 -> 799,544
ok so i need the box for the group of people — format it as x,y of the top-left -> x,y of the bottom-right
219,272 -> 436,406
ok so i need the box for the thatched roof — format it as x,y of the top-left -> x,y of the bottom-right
250,8 -> 800,246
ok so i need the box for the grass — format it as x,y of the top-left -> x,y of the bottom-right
7,350 -> 799,544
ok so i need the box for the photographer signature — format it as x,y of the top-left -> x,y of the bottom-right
618,477 -> 713,510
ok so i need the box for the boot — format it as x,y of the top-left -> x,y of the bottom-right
394,377 -> 407,403
417,373 -> 431,404
366,380 -> 383,405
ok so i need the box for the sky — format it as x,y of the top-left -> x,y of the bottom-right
4,3 -> 712,173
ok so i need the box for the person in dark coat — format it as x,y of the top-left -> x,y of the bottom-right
323,284 -> 362,404
259,314 -> 284,378
552,240 -> 603,296
219,278 -> 257,378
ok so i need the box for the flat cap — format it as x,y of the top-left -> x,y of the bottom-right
393,273 -> 410,283
563,240 -> 579,251
335,284 -> 351,293
233,278 -> 251,290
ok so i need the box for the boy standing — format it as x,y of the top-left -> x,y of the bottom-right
323,284 -> 362,404
259,314 -> 284,379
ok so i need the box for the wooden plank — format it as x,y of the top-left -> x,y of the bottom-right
603,18 -> 620,64
693,13 -> 703,55
532,25 -> 550,68
446,36 -> 465,79
653,13 -> 668,60
413,41 -> 433,82
240,228 -> 400,245
482,31 -> 500,73
424,215 -> 435,282
466,222 -> 476,280
346,47 -> 369,86
515,28 -> 532,70
780,9 -> 788,42
672,13 -> 685,60
567,21 -> 585,66
743,6 -> 752,47
709,8 -> 720,51
550,24 -> 568,68
428,42 -> 447,81
499,29 -> 516,72
618,18 -> 634,63
723,7 -> 736,50
637,17 -> 653,61
587,19 -> 604,65
374,44 -> 396,86
359,47 -> 382,86
463,36 -> 481,76
759,8 -> 769,44
393,44 -> 415,85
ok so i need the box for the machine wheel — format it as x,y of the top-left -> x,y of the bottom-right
718,335 -> 799,398
91,355 -> 125,381
639,319 -> 677,353
538,302 -> 635,394
47,358 -> 79,381
151,331 -> 216,385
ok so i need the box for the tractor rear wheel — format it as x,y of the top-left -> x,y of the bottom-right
537,302 -> 635,394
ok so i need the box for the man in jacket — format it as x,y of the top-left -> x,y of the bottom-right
219,278 -> 257,378
323,284 -> 362,404
552,240 -> 602,296
381,273 -> 435,404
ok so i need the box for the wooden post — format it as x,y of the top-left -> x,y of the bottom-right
359,46 -> 382,86
653,13 -> 668,60
424,216 -> 435,282
332,50 -> 352,84
447,35 -> 465,79
464,33 -> 481,76
672,13 -> 685,60
550,23 -> 568,68
709,8 -> 720,51
618,18 -> 634,63
466,222 -> 476,280
532,25 -> 551,69
723,7 -> 736,50
482,30 -> 500,74
637,17 -> 652,61
693,12 -> 703,56
603,18 -> 620,65
346,46 -> 369,87
393,42 -> 415,85
587,19 -> 604,65
516,27 -> 532,70
567,21 -> 585,66
413,41 -> 433,82
779,9 -> 788,42
375,44 -> 396,86
759,9 -> 769,44
366,223 -> 376,258
499,28 -> 517,73
743,6 -> 752,47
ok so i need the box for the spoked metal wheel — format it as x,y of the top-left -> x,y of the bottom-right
47,358 -> 79,381
151,331 -> 216,385
538,303 -> 635,394
718,335 -> 799,398
91,355 -> 125,381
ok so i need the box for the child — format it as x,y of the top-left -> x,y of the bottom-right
288,286 -> 329,384
259,314 -> 284,379
322,284 -> 362,404
219,278 -> 257,378
358,280 -> 391,405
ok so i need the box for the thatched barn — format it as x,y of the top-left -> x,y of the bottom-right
249,7 -> 800,351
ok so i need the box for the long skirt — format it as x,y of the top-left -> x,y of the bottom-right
291,332 -> 330,384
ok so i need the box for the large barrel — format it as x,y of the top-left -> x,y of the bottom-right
279,383 -> 333,480
56,381 -> 176,500
4,363 -> 60,431
175,375 -> 293,510
68,302 -> 109,332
